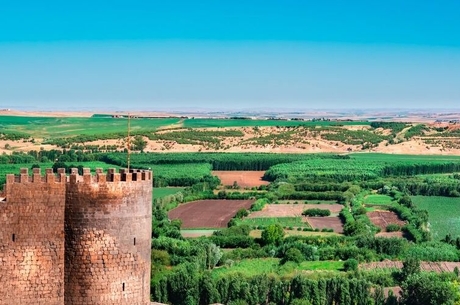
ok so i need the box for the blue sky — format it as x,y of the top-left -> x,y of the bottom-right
1,1 -> 459,110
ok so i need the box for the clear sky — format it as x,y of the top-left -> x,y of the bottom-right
1,1 -> 459,111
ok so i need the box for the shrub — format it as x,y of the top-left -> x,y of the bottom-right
235,208 -> 249,219
302,208 -> 331,217
343,258 -> 358,272
386,224 -> 401,232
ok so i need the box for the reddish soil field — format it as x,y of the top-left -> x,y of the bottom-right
249,204 -> 344,218
168,200 -> 254,228
368,210 -> 406,231
212,171 -> 270,188
306,217 -> 344,233
361,260 -> 460,273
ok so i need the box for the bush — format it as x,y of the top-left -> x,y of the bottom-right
302,208 -> 331,217
235,208 -> 249,219
343,258 -> 358,272
281,248 -> 304,264
386,224 -> 401,232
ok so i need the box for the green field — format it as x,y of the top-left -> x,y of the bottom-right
153,187 -> 185,199
363,194 -> 394,205
180,229 -> 216,238
212,258 -> 343,277
235,217 -> 311,229
0,115 -> 181,138
0,115 -> 371,139
412,196 -> 460,239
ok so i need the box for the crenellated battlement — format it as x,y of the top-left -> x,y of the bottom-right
68,167 -> 152,184
5,167 -> 152,186
6,168 -> 67,184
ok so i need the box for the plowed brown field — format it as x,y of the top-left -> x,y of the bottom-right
361,261 -> 460,273
368,210 -> 405,230
306,217 -> 344,233
212,171 -> 270,188
249,204 -> 344,218
168,200 -> 254,228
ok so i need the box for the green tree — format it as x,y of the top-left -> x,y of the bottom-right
281,248 -> 304,264
132,135 -> 147,151
401,273 -> 458,305
261,224 -> 285,245
401,257 -> 421,281
343,258 -> 358,272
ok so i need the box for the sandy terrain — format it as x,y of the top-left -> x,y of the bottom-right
2,110 -> 460,156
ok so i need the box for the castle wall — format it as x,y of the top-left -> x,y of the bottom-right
64,168 -> 152,305
0,168 -> 66,305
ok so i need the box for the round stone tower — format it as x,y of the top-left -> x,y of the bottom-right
0,168 -> 66,305
64,168 -> 152,305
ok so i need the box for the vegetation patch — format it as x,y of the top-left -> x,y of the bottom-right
412,196 -> 460,239
364,194 -> 394,206
153,187 -> 185,199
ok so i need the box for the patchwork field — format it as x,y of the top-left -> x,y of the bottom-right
361,261 -> 460,273
212,171 -> 270,188
168,199 -> 254,228
306,217 -> 344,233
248,203 -> 344,218
412,196 -> 460,239
368,210 -> 405,231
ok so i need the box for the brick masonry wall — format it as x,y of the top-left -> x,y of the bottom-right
64,169 -> 152,305
0,168 -> 66,305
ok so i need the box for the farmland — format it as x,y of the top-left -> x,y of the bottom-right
368,211 -> 406,231
212,258 -> 344,278
4,115 -> 460,304
153,187 -> 185,199
168,199 -> 254,228
306,217 -> 344,233
364,194 -> 394,206
212,170 -> 269,188
248,203 -> 344,217
5,114 -> 460,155
412,196 -> 460,239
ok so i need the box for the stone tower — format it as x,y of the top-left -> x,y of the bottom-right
0,168 -> 67,305
0,167 -> 152,305
64,168 -> 152,305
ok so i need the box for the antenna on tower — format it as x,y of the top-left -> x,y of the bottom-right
127,113 -> 131,171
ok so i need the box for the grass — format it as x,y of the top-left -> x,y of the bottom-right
180,229 -> 216,238
236,217 -> 311,229
412,196 -> 460,239
0,115 -> 181,138
276,200 -> 338,204
363,194 -> 394,205
249,230 -> 340,238
212,258 -> 343,278
153,187 -> 185,199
